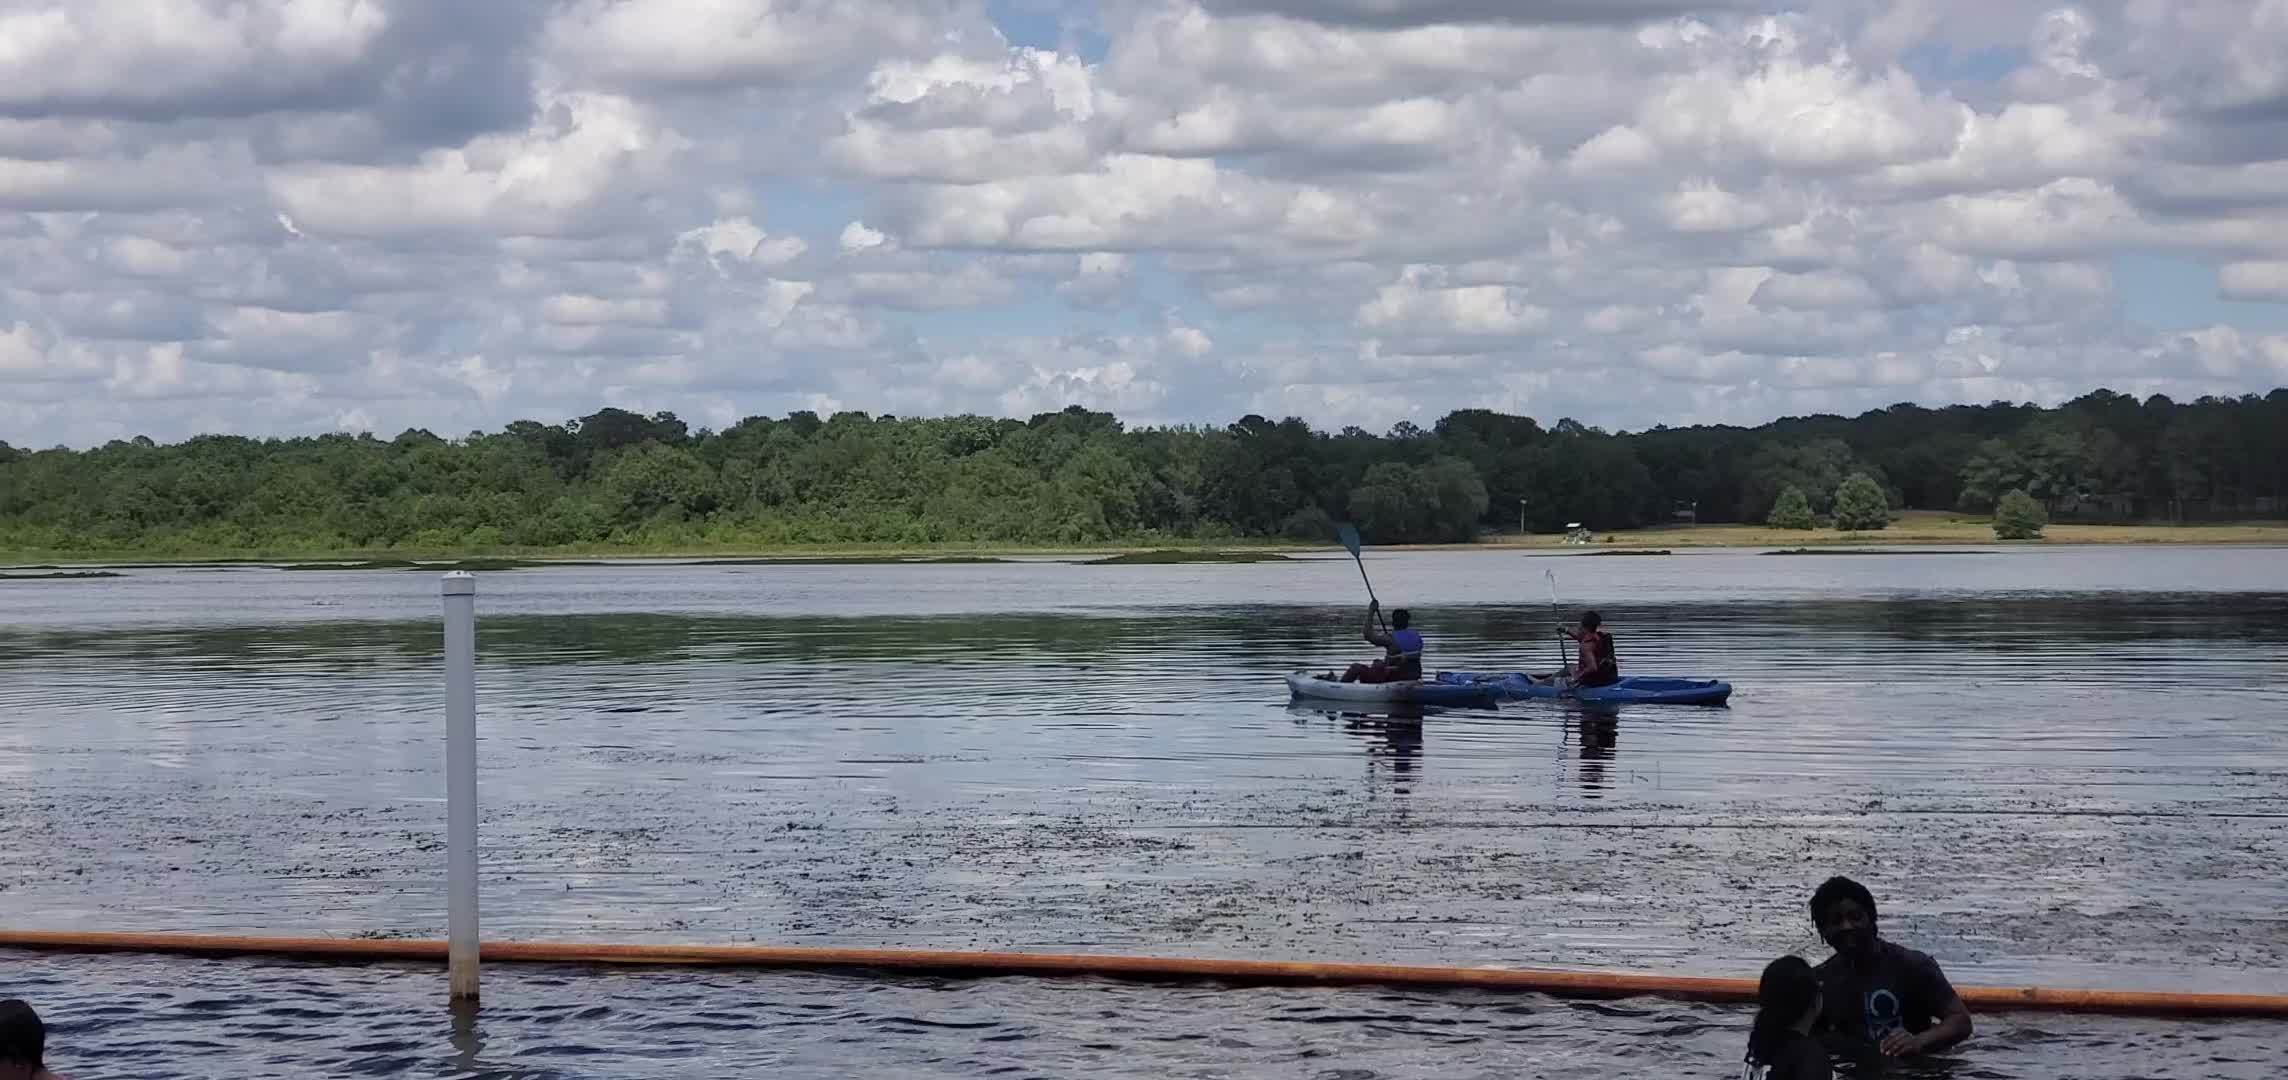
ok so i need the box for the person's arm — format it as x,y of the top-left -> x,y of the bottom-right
1363,602 -> 1392,648
1879,955 -> 1972,1056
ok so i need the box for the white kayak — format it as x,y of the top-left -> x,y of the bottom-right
1284,670 -> 1500,707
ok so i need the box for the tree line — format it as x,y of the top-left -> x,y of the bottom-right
2,387 -> 2283,554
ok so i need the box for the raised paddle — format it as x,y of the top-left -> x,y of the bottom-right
1546,568 -> 1571,685
1337,523 -> 1387,632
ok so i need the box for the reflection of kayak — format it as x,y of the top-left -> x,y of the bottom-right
1437,671 -> 1734,706
1285,670 -> 1501,707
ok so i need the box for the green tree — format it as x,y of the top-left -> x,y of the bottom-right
1994,488 -> 2047,540
3,384 -> 2284,558
1832,472 -> 1890,531
1739,439 -> 1864,520
1421,456 -> 1490,541
1766,485 -> 1814,530
1956,438 -> 2027,512
1347,458 -> 1486,544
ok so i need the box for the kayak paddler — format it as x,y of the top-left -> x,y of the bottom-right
1339,599 -> 1423,684
1531,609 -> 1620,688
1560,610 -> 1620,688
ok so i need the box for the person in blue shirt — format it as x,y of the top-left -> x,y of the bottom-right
1340,600 -> 1423,683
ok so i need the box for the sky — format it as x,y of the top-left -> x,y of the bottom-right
3,0 -> 2287,449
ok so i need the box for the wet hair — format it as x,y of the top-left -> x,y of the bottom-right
1391,608 -> 1411,630
1810,875 -> 1878,926
0,999 -> 44,1068
1580,610 -> 1601,630
1746,956 -> 1820,1067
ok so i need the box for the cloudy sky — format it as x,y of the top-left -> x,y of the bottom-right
4,0 -> 2287,448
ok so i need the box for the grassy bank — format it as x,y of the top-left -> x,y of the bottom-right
1470,511 -> 2288,550
0,537 -> 1326,568
6,513 -> 2285,567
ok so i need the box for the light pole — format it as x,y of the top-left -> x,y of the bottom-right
1518,498 -> 1527,538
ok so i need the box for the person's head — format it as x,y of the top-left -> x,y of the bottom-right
1580,610 -> 1601,631
0,999 -> 44,1074
1810,875 -> 1880,959
1746,955 -> 1822,1064
1391,608 -> 1411,630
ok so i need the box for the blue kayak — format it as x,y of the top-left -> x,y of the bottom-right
1437,670 -> 1734,706
1286,670 -> 1500,708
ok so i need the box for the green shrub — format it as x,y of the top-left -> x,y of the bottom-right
1766,485 -> 1815,530
1831,472 -> 1890,531
1994,489 -> 2047,540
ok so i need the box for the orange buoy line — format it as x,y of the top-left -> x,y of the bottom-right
2,930 -> 2283,1019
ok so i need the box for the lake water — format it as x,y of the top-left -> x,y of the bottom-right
3,545 -> 2285,1078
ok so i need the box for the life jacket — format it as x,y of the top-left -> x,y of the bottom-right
1583,630 -> 1617,675
1389,627 -> 1424,678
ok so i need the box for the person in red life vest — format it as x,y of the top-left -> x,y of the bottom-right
1556,610 -> 1620,688
1339,599 -> 1423,684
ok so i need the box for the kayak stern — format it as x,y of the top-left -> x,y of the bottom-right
1286,670 -> 1501,708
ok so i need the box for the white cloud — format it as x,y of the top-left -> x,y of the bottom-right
1167,324 -> 1214,356
1357,265 -> 1550,340
677,217 -> 807,268
1567,125 -> 1659,174
0,0 -> 389,115
540,294 -> 671,326
838,221 -> 888,253
1752,269 -> 1882,310
2,0 -> 2287,447
2219,261 -> 2288,302
542,0 -> 962,90
267,91 -> 687,237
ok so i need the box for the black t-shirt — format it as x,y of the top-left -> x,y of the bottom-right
1750,1031 -> 1833,1080
1812,940 -> 1963,1049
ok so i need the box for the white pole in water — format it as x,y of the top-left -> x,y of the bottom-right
441,571 -> 480,1001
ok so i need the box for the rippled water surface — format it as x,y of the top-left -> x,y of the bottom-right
4,546 -> 2286,1077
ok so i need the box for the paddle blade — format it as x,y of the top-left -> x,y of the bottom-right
1336,523 -> 1362,557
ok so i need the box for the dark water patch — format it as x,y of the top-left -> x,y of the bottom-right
7,952 -> 2286,1078
1762,548 -> 1987,556
688,555 -> 1013,566
1523,549 -> 1672,557
281,558 -> 600,572
1084,549 -> 1295,564
0,570 -> 124,580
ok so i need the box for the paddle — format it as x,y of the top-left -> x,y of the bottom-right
1337,523 -> 1387,633
1546,568 -> 1571,686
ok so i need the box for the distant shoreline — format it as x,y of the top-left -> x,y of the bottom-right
5,513 -> 2283,568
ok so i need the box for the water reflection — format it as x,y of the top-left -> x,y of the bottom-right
448,997 -> 484,1075
8,592 -> 2284,672
1286,703 -> 1427,793
1571,712 -> 1619,799
1344,715 -> 1423,789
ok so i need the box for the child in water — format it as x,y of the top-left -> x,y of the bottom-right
1743,956 -> 1831,1080
0,999 -> 62,1080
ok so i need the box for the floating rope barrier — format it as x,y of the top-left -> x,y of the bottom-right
2,931 -> 2283,1018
